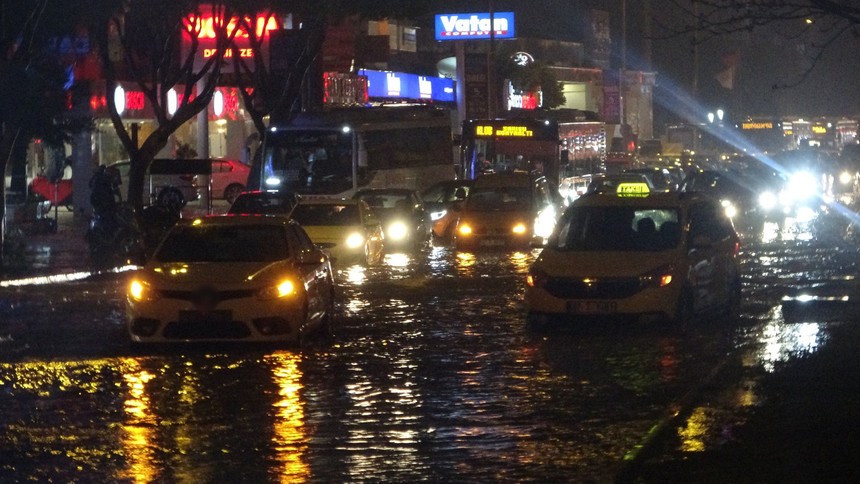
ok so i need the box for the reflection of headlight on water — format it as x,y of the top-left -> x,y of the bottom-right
429,210 -> 447,221
386,222 -> 409,241
265,176 -> 282,187
721,199 -> 737,218
345,232 -> 365,248
758,191 -> 777,211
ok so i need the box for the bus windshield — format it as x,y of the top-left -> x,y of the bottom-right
250,106 -> 456,197
260,130 -> 354,195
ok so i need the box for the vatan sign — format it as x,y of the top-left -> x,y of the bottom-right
434,12 -> 515,40
182,5 -> 279,72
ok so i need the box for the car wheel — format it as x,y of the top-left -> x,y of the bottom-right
224,184 -> 244,204
156,187 -> 186,209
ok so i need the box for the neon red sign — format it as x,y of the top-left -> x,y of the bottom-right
184,10 -> 278,40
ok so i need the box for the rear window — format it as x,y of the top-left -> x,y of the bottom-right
229,194 -> 296,214
467,186 -> 531,211
551,206 -> 681,251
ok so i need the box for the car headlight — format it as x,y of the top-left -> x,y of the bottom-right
721,199 -> 737,218
345,232 -> 365,248
758,191 -> 777,211
429,209 -> 447,221
534,208 -> 557,239
839,171 -> 854,185
512,223 -> 528,235
787,171 -> 817,199
640,264 -> 674,288
458,222 -> 473,236
386,221 -> 409,241
257,278 -> 298,300
129,279 -> 159,302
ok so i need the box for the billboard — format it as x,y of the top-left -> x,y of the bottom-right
434,12 -> 515,41
358,69 -> 455,103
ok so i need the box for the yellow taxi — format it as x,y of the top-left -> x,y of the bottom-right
289,198 -> 385,266
453,172 -> 559,250
525,182 -> 741,326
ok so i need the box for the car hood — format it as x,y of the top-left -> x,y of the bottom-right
535,247 -> 681,278
143,260 -> 295,286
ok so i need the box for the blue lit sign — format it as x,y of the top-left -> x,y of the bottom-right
358,69 -> 455,103
434,12 -> 515,41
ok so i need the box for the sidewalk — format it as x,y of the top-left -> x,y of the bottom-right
1,199 -> 229,284
1,208 -> 91,282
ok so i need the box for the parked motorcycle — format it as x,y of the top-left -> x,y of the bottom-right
138,197 -> 183,255
85,202 -> 144,267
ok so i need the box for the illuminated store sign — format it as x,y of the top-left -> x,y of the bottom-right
475,125 -> 534,137
741,122 -> 774,130
358,69 -> 455,103
434,12 -> 515,40
182,6 -> 278,71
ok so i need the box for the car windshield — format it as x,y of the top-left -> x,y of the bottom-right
229,194 -> 296,214
551,206 -> 682,251
467,186 -> 531,211
355,192 -> 411,211
156,224 -> 289,262
291,204 -> 360,226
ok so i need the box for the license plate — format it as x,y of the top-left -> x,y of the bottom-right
480,238 -> 506,247
179,310 -> 232,323
566,300 -> 618,314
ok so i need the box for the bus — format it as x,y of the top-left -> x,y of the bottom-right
460,113 -> 606,200
248,105 -> 455,196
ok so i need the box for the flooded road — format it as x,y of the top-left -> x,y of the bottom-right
1,207 -> 858,482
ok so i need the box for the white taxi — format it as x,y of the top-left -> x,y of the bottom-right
127,216 -> 335,344
525,182 -> 741,326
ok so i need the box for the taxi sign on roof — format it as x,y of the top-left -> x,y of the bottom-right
616,182 -> 650,197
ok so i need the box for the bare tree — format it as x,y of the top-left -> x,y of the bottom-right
85,0 -> 238,213
660,0 -> 860,87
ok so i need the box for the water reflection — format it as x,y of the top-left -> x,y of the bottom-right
264,352 -> 309,482
756,306 -> 823,372
121,358 -> 158,483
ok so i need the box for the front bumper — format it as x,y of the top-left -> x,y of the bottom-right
127,293 -> 305,343
525,282 -> 682,322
